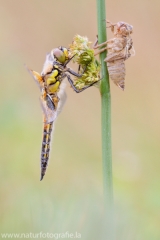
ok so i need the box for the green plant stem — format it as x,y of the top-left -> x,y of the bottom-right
96,0 -> 113,211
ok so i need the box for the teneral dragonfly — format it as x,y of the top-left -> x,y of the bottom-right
27,46 -> 98,180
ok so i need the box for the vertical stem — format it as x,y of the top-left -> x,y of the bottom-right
96,0 -> 113,213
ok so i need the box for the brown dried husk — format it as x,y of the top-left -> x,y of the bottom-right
104,22 -> 134,90
107,59 -> 125,90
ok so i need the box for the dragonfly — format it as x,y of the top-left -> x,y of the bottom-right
27,46 -> 98,180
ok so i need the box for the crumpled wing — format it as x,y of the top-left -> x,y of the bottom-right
40,94 -> 58,124
57,91 -> 67,117
25,65 -> 44,90
56,81 -> 67,117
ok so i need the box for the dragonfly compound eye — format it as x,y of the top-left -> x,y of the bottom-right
61,47 -> 69,59
52,48 -> 66,63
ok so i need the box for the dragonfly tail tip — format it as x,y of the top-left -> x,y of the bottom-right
40,174 -> 44,181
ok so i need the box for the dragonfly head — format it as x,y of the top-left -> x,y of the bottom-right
51,46 -> 69,64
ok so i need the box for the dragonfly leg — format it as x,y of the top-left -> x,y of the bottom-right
93,36 -> 111,56
66,74 -> 99,93
78,64 -> 81,74
66,65 -> 87,77
92,35 -> 98,48
63,53 -> 77,67
93,40 -> 108,50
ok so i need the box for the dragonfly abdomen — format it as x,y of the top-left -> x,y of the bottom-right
40,122 -> 53,181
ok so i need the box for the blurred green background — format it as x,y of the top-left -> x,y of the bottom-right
0,0 -> 160,239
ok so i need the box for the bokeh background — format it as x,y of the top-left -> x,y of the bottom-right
0,0 -> 160,239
